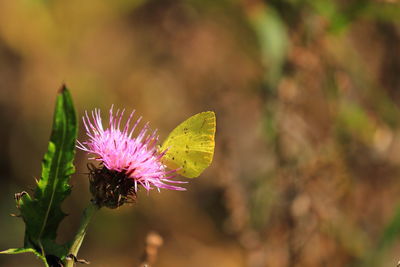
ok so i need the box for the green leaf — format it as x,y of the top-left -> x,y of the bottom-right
378,205 -> 400,249
16,85 -> 77,260
354,204 -> 400,267
248,4 -> 289,88
0,248 -> 48,266
1,247 -> 40,256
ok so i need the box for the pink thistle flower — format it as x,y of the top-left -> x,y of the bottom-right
77,107 -> 185,207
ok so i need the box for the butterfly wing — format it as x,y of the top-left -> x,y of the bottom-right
161,111 -> 216,178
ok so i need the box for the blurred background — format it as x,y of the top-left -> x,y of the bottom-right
1,0 -> 400,266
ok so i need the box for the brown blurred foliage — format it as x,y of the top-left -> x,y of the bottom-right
1,0 -> 400,266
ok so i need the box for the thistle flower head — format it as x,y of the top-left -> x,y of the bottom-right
77,106 -> 185,208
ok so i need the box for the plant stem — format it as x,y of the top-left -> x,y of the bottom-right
65,201 -> 99,267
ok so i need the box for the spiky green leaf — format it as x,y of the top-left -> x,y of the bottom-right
16,85 -> 77,260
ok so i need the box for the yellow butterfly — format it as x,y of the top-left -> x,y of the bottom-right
161,111 -> 216,178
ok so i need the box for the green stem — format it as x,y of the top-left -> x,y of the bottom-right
64,202 -> 99,267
